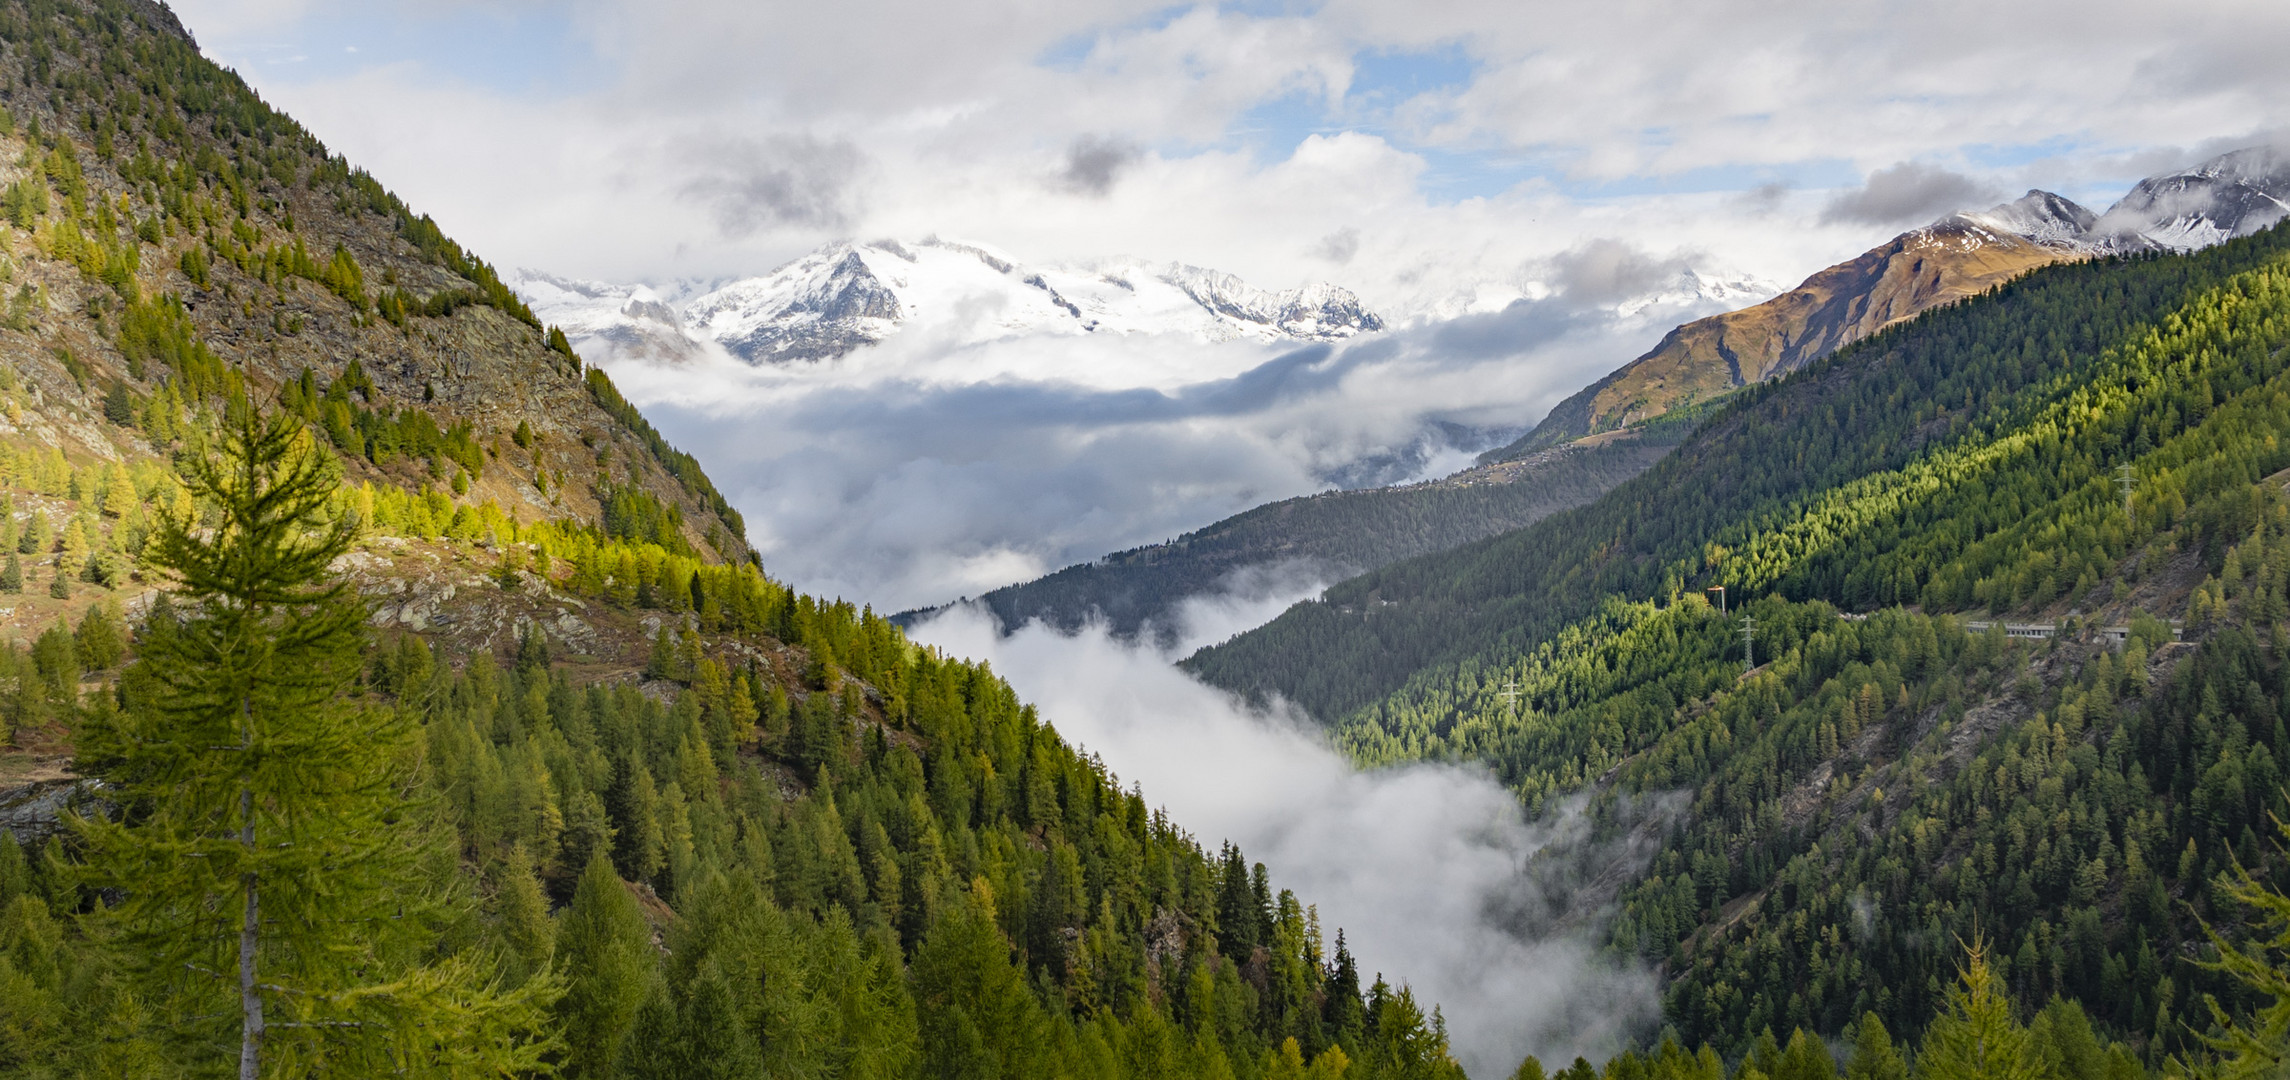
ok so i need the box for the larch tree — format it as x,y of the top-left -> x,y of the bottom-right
2197,823 -> 2290,1080
554,851 -> 656,1079
74,409 -> 554,1078
1915,938 -> 2042,1080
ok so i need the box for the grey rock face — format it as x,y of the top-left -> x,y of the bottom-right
1,778 -> 106,845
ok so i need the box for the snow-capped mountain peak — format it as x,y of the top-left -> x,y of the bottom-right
516,237 -> 1385,367
2092,146 -> 2290,253
1957,190 -> 2102,250
1905,147 -> 2290,259
1151,262 -> 1384,339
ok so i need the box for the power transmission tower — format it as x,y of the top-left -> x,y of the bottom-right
1500,677 -> 1520,720
2118,464 -> 2137,527
1740,614 -> 1756,673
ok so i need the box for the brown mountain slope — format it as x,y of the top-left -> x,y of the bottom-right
1499,202 -> 2093,457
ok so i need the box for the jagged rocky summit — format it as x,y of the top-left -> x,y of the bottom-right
517,236 -> 1386,366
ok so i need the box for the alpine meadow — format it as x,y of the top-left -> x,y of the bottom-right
7,1 -> 2290,1080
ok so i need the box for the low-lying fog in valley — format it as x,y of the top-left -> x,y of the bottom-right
909,595 -> 1669,1080
581,267 -> 1748,1075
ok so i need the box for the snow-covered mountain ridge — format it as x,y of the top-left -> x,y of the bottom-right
515,237 -> 1386,366
1931,146 -> 2290,257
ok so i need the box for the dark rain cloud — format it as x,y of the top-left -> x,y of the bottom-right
1059,136 -> 1140,196
1734,180 -> 1791,213
678,134 -> 865,236
1430,296 -> 1589,359
1547,238 -> 1694,306
1820,161 -> 1998,226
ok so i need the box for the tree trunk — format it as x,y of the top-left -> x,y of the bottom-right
240,786 -> 262,1080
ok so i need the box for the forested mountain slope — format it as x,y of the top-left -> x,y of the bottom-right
1191,227 -> 2290,722
911,426 -> 1677,646
0,2 -> 1469,1077
1202,218 -> 2290,1058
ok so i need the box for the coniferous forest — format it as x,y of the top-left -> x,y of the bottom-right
1193,167 -> 2290,1074
0,0 -> 1468,1076
6,0 -> 2290,1079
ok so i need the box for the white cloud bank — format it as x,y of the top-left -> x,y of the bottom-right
595,254 -> 1749,611
172,0 -> 2290,300
910,602 -> 1669,1079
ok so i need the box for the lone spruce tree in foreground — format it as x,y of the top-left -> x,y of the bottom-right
76,408 -> 555,1077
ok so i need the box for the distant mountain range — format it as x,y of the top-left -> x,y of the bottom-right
515,237 -> 1387,365
1498,145 -> 2290,454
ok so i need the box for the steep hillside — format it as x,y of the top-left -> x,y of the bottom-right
926,418 -> 1687,647
0,1 -> 746,577
1197,219 -> 2290,1056
0,3 -> 1468,1077
1500,193 -> 2096,455
1190,225 -> 2290,723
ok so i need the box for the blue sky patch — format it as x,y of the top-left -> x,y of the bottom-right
209,5 -> 601,98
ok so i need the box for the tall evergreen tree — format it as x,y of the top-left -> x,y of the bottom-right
74,410 -> 553,1077
1845,1014 -> 1908,1080
1916,940 -> 2040,1080
1216,843 -> 1260,959
555,852 -> 655,1078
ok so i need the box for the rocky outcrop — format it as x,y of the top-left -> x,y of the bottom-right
1,777 -> 104,845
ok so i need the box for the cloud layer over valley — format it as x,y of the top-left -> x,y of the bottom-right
582,249 -> 1753,611
910,603 -> 1670,1079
